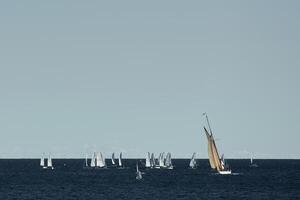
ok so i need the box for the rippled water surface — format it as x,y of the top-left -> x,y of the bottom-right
0,159 -> 299,199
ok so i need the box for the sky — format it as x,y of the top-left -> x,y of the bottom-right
0,1 -> 299,159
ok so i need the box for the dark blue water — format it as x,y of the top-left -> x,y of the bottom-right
0,159 -> 299,199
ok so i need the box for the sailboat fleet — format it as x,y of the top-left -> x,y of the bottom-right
145,152 -> 173,169
83,152 -> 123,169
37,113 -> 260,177
40,153 -> 54,170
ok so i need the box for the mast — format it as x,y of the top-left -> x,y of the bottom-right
85,153 -> 88,167
203,112 -> 213,135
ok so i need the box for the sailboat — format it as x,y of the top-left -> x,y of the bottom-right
96,152 -> 106,168
136,162 -> 143,180
250,154 -> 258,168
159,152 -> 165,168
90,152 -> 96,168
47,153 -> 54,169
189,152 -> 197,169
164,152 -> 173,169
150,153 -> 155,168
41,153 -> 54,169
111,153 -> 116,166
203,113 -> 231,175
118,152 -> 123,168
40,153 -> 46,168
145,152 -> 151,168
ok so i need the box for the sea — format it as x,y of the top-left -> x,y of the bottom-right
0,159 -> 299,200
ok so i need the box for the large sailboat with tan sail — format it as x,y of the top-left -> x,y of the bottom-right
203,113 -> 231,175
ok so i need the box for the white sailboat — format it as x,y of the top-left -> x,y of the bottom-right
250,153 -> 258,168
159,152 -> 165,168
40,153 -> 45,168
118,152 -> 123,168
96,152 -> 106,168
203,113 -> 231,175
90,152 -> 96,168
111,153 -> 116,166
47,153 -> 54,170
145,152 -> 151,168
165,152 -> 173,169
150,153 -> 155,168
189,152 -> 197,169
136,162 -> 142,180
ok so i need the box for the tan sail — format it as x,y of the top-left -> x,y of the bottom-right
205,127 -> 216,169
211,139 -> 222,170
204,127 -> 222,170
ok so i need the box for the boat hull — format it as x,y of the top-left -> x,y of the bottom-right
218,170 -> 231,175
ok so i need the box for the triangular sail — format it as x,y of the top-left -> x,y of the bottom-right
47,154 -> 52,167
150,153 -> 155,167
90,152 -> 96,167
96,152 -> 102,167
40,153 -> 45,167
118,152 -> 122,167
111,153 -> 115,165
99,152 -> 105,167
145,152 -> 151,168
189,152 -> 196,168
204,127 -> 217,169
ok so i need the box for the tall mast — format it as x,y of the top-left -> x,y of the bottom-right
203,112 -> 213,135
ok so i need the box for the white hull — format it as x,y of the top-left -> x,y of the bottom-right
218,170 -> 231,175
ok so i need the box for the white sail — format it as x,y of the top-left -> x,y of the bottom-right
40,153 -> 45,167
111,153 -> 115,165
189,152 -> 197,168
96,152 -> 105,168
90,152 -> 96,167
136,162 -> 142,180
159,153 -> 165,167
118,152 -> 122,167
145,152 -> 151,168
96,152 -> 101,167
165,152 -> 173,168
150,153 -> 155,167
47,153 -> 53,168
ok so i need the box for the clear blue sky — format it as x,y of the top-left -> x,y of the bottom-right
0,1 -> 299,158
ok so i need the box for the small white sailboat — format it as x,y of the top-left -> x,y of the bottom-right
41,153 -> 54,169
150,153 -> 155,168
47,153 -> 54,170
40,153 -> 46,168
96,152 -> 106,168
203,113 -> 231,175
90,152 -> 96,168
250,154 -> 258,168
159,152 -> 165,168
189,152 -> 197,169
145,152 -> 151,168
118,152 -> 123,168
111,153 -> 116,166
136,162 -> 143,180
165,152 -> 173,169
